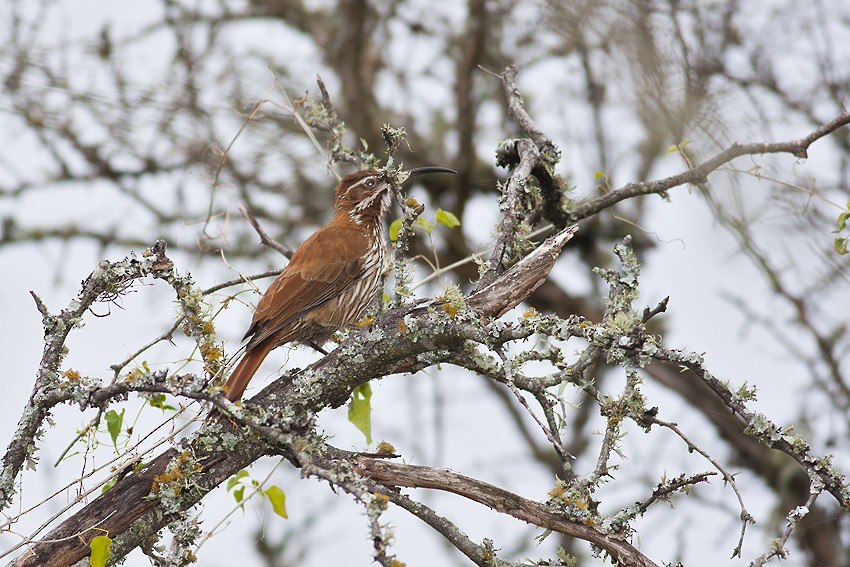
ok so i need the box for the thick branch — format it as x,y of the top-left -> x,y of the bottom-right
353,458 -> 659,567
468,224 -> 578,318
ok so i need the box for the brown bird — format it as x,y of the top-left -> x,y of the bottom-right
223,166 -> 455,402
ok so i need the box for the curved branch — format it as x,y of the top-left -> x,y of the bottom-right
570,111 -> 850,222
352,458 -> 659,567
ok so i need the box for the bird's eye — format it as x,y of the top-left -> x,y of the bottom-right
365,178 -> 376,188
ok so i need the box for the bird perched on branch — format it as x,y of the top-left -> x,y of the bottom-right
223,166 -> 456,402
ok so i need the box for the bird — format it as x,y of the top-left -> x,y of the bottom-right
223,166 -> 456,402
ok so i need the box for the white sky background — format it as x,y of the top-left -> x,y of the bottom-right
1,1 -> 848,566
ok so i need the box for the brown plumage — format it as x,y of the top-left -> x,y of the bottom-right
223,166 -> 455,402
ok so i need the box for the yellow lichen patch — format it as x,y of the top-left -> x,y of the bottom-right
398,319 -> 407,333
391,561 -> 407,567
405,196 -> 420,208
353,315 -> 375,327
151,451 -> 199,494
123,368 -> 145,383
548,484 -> 566,499
373,492 -> 390,510
199,341 -> 222,361
523,307 -> 539,318
376,441 -> 396,454
152,469 -> 183,495
436,285 -> 464,318
62,369 -> 82,382
200,341 -> 225,377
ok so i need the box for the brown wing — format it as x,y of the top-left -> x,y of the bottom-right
244,223 -> 370,348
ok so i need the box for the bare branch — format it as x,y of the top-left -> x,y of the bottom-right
238,203 -> 294,258
352,457 -> 660,567
570,111 -> 850,222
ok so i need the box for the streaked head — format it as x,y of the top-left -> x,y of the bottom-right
334,166 -> 456,224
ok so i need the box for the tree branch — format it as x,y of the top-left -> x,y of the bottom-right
569,111 -> 850,222
352,458 -> 660,567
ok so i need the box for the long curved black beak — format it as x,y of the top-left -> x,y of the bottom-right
407,166 -> 457,178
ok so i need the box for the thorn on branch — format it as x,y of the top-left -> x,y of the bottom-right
29,291 -> 50,317
642,297 -> 669,323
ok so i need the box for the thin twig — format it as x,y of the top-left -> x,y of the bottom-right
648,416 -> 753,557
238,203 -> 293,258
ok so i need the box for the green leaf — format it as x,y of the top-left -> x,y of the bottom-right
665,139 -> 691,155
90,535 -> 112,567
834,237 -> 849,255
593,171 -> 605,180
837,211 -> 850,231
265,485 -> 288,519
149,393 -> 176,412
389,218 -> 403,241
416,217 -> 435,234
233,486 -> 245,503
105,409 -> 124,452
227,469 -> 249,491
102,477 -> 117,493
348,382 -> 373,444
436,209 -> 461,228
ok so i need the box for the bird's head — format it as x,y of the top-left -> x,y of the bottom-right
334,166 -> 455,225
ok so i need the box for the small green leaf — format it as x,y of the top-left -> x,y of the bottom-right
389,218 -> 403,241
105,409 -> 124,452
227,469 -> 249,491
834,237 -> 848,255
102,477 -> 117,493
416,217 -> 435,234
665,139 -> 691,155
90,535 -> 112,567
436,209 -> 461,228
837,212 -> 850,231
348,382 -> 373,444
149,393 -> 176,412
593,171 -> 605,179
233,486 -> 245,503
265,485 -> 288,519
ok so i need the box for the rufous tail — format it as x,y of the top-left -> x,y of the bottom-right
223,343 -> 274,401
